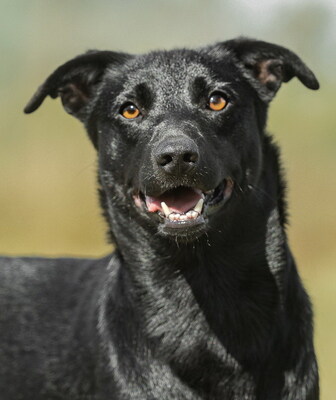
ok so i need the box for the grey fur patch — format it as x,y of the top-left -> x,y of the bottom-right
265,208 -> 285,307
282,359 -> 318,399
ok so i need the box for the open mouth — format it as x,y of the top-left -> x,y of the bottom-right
133,179 -> 234,228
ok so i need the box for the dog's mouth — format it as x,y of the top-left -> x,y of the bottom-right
133,178 -> 234,228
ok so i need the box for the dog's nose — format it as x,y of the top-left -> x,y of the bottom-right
154,138 -> 199,175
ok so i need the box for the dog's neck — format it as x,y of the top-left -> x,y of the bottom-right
103,135 -> 286,370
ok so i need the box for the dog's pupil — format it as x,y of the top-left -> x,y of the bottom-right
211,95 -> 220,103
126,105 -> 136,114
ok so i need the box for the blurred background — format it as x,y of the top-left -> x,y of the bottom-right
0,0 -> 335,397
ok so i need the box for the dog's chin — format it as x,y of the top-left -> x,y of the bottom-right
133,178 -> 234,242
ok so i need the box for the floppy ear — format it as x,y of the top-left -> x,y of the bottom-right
221,37 -> 319,101
24,50 -> 131,121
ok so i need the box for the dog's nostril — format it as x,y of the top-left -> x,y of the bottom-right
158,154 -> 173,167
183,152 -> 198,164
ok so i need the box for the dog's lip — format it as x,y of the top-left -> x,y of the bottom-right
133,178 -> 234,226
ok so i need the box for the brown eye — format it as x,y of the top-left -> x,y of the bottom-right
208,93 -> 227,111
121,103 -> 141,119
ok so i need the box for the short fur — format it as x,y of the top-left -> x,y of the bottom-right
0,38 -> 319,399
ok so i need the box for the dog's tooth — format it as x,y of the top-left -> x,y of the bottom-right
161,202 -> 171,217
186,211 -> 194,219
169,214 -> 175,221
169,213 -> 178,221
174,214 -> 181,221
190,211 -> 199,219
194,198 -> 204,214
179,215 -> 188,221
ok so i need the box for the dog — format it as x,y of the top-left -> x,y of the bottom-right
0,38 -> 319,399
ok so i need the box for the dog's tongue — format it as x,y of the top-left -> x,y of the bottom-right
146,187 -> 202,214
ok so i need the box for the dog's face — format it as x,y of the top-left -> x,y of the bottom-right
96,50 -> 261,240
25,38 -> 318,242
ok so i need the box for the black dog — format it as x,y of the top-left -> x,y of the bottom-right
0,38 -> 319,399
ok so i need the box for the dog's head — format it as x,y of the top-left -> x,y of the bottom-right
25,38 -> 318,243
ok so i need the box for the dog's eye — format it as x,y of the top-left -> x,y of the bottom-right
120,103 -> 141,119
208,93 -> 227,111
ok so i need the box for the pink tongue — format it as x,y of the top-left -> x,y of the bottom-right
146,187 -> 202,214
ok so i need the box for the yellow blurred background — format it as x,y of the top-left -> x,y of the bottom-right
0,0 -> 335,397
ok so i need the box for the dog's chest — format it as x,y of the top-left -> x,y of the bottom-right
136,256 -> 280,393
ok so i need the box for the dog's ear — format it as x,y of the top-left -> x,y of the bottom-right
24,51 -> 131,120
220,37 -> 319,101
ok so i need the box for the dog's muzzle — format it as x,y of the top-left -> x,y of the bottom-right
133,135 -> 234,235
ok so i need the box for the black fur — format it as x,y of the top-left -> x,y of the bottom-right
0,38 -> 319,399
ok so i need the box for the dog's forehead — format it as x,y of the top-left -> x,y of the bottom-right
106,49 -> 230,99
131,51 -> 209,82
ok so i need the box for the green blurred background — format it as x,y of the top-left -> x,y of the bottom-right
0,0 -> 335,397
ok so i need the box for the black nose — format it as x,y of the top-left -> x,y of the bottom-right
154,138 -> 199,175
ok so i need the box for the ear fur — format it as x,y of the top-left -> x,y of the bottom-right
220,37 -> 319,101
24,51 -> 131,120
